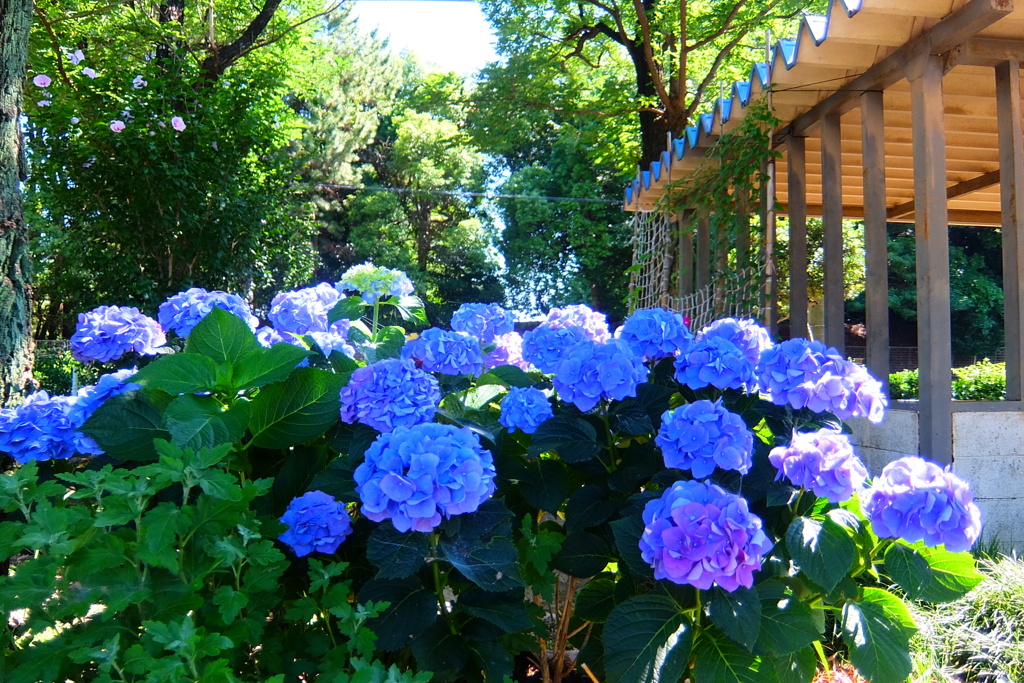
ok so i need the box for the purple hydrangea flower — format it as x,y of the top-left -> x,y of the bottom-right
278,491 -> 353,557
616,308 -> 693,360
256,326 -> 286,347
521,324 -> 588,374
0,391 -> 78,463
451,303 -> 515,343
67,368 -> 140,455
484,332 -> 534,372
655,399 -> 753,477
306,330 -> 355,359
756,338 -> 886,423
355,423 -> 497,532
544,304 -> 610,342
268,283 -> 348,336
70,305 -> 166,362
640,480 -> 772,591
552,338 -> 648,412
768,429 -> 868,503
402,327 -> 483,376
337,263 -> 414,305
699,318 -> 774,368
499,386 -> 553,434
861,456 -> 982,553
674,335 -> 754,391
158,287 -> 259,338
340,358 -> 440,433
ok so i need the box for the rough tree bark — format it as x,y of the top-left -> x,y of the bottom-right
0,0 -> 34,406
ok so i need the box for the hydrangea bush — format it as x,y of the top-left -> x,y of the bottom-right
0,266 -> 986,683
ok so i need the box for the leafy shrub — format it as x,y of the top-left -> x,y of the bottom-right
1,275 -> 987,683
32,346 -> 100,395
888,361 -> 1006,401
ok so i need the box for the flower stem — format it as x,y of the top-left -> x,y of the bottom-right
372,301 -> 381,338
430,534 -> 457,634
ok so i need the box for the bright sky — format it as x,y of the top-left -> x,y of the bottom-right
351,1 -> 499,76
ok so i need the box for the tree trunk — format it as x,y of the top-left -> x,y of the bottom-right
0,0 -> 34,406
630,44 -> 681,167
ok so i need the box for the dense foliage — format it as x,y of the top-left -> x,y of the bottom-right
1,267 -> 986,683
888,360 -> 1007,401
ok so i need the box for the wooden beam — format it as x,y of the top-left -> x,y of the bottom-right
762,156 -> 778,335
822,114 -> 845,352
861,90 -> 890,395
776,204 -> 1006,226
886,169 -> 1001,218
696,215 -> 711,292
788,136 -> 809,339
776,0 -> 1012,142
956,37 -> 1024,66
909,53 -> 953,465
997,59 -> 1024,400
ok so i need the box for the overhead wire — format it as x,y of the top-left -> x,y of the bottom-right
316,182 -> 622,205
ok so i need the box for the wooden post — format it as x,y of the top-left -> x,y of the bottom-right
821,113 -> 845,353
763,156 -> 778,335
908,53 -> 953,465
678,212 -> 695,297
788,136 -> 809,339
861,90 -> 890,394
697,214 -> 711,291
996,59 -> 1024,401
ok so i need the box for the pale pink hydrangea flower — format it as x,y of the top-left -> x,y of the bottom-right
110,120 -> 126,132
33,74 -> 51,88
170,116 -> 186,132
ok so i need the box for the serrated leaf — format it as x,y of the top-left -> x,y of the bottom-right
232,344 -> 309,391
480,365 -> 535,388
913,541 -> 984,602
393,296 -> 429,326
609,401 -> 654,436
551,532 -> 611,578
213,586 -> 248,622
692,627 -> 771,683
458,588 -> 533,632
328,296 -> 367,324
786,516 -> 856,593
575,578 -> 617,623
185,307 -> 259,366
439,537 -> 524,592
610,513 -> 654,580
603,594 -> 692,683
131,353 -> 220,395
446,498 -> 514,541
565,485 -> 616,534
756,582 -> 822,657
360,578 -> 438,651
366,525 -> 429,579
528,415 -> 602,464
884,542 -> 934,601
707,586 -> 762,651
163,394 -> 247,450
247,367 -> 345,449
196,470 -> 242,501
81,392 -> 170,461
412,619 -> 471,673
518,458 -> 568,512
773,646 -> 818,683
841,588 -> 916,683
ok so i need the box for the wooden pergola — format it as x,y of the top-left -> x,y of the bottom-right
625,0 -> 1024,464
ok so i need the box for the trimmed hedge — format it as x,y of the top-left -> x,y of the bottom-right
888,359 -> 1005,401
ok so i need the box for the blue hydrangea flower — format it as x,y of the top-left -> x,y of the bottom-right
158,287 -> 259,337
655,399 -> 753,477
616,308 -> 693,360
768,429 -> 868,503
640,480 -> 772,591
278,490 -> 353,557
355,423 -> 497,532
0,391 -> 78,463
268,283 -> 348,336
337,263 -> 414,305
340,358 -> 440,432
484,332 -> 534,372
256,326 -> 286,347
756,338 -> 886,423
861,456 -> 982,553
521,323 -> 588,374
451,303 -> 515,343
70,305 -> 166,362
67,368 -> 140,455
674,335 -> 754,391
402,327 -> 483,376
544,304 -> 610,342
552,338 -> 649,412
698,318 -> 774,368
499,387 -> 553,434
306,330 -> 355,359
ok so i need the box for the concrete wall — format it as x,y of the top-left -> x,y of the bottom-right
849,408 -> 1024,552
